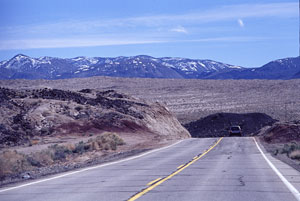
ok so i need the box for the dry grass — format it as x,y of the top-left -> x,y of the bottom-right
87,132 -> 125,151
29,138 -> 40,146
28,150 -> 54,166
48,132 -> 125,157
0,150 -> 32,178
0,132 -> 125,179
289,150 -> 300,160
273,142 -> 300,161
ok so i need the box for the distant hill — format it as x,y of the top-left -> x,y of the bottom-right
294,71 -> 300,78
0,54 -> 299,80
213,57 -> 300,79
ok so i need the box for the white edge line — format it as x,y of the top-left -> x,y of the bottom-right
253,137 -> 300,201
0,139 -> 185,193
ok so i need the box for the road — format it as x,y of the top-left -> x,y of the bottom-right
1,137 -> 300,201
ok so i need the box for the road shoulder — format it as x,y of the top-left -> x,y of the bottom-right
255,137 -> 300,198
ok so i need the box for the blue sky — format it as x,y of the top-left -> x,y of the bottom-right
0,0 -> 298,67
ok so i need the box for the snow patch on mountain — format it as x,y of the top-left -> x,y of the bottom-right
1,54 -> 297,80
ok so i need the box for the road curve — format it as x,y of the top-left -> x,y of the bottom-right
0,137 -> 300,201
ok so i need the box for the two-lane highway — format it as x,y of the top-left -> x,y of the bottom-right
1,137 -> 300,201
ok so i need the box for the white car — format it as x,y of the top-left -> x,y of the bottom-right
229,125 -> 242,136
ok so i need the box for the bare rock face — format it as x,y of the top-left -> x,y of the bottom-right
0,88 -> 190,147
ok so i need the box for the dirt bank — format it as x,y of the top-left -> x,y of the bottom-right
258,121 -> 300,172
0,87 -> 189,147
0,87 -> 190,185
184,112 -> 277,138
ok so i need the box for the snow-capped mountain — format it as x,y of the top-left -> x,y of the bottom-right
251,57 -> 300,79
0,54 -> 299,80
0,54 -> 243,79
207,56 -> 300,79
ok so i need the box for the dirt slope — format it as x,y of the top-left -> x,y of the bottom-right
184,113 -> 276,138
0,87 -> 190,147
260,122 -> 300,144
258,121 -> 300,172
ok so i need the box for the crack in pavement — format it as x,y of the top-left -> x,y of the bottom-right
238,175 -> 246,187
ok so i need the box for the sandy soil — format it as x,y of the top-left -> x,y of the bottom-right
1,77 -> 299,124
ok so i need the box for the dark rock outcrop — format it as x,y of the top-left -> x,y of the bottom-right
184,113 -> 277,138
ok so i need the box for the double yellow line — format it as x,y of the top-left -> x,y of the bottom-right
128,137 -> 223,201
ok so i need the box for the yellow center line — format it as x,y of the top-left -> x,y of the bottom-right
127,137 -> 223,201
177,164 -> 184,169
147,178 -> 162,186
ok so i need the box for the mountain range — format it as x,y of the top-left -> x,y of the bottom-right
0,54 -> 299,80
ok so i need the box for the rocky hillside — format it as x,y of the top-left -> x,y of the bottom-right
0,88 -> 190,147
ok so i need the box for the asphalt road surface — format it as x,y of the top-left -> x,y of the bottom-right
1,137 -> 300,201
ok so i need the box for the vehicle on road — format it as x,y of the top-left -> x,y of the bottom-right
229,125 -> 242,136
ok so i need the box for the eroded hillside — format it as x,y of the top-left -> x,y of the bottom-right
0,87 -> 190,147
